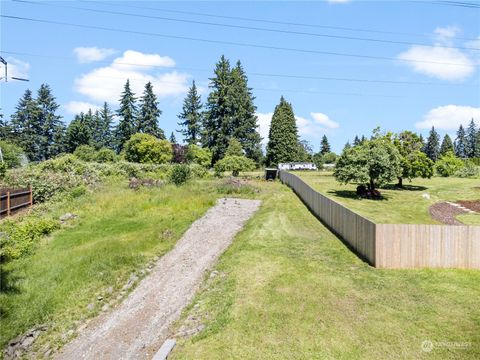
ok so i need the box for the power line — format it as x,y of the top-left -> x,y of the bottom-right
1,14 -> 474,67
1,50 -> 476,88
11,0 -> 480,51
82,0 -> 479,41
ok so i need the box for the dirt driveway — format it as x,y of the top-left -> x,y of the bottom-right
55,198 -> 261,360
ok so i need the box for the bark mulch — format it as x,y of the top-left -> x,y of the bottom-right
457,200 -> 480,213
429,202 -> 466,225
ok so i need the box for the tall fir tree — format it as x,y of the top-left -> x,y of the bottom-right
0,111 -> 11,140
265,96 -> 299,166
353,135 -> 360,146
97,102 -> 114,149
455,124 -> 467,158
10,89 -> 42,161
440,134 -> 454,155
177,80 -> 203,145
229,61 -> 262,163
36,83 -> 65,159
169,132 -> 177,144
65,113 -> 92,152
476,129 -> 480,158
137,82 -> 164,139
202,55 -> 234,163
320,135 -> 331,155
424,126 -> 440,161
465,119 -> 477,158
115,80 -> 137,152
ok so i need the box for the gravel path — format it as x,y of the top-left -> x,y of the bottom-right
55,198 -> 261,360
429,202 -> 468,225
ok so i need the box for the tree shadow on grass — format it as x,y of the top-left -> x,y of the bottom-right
327,190 -> 390,201
381,184 -> 428,191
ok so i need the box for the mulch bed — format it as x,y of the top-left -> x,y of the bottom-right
457,200 -> 480,213
429,202 -> 466,225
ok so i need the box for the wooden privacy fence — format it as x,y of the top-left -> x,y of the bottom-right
0,187 -> 33,218
279,171 -> 480,269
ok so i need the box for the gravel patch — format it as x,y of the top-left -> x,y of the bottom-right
55,198 -> 261,360
457,200 -> 480,213
429,202 -> 467,225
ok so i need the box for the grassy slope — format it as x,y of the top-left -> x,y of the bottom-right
171,182 -> 480,359
296,172 -> 480,224
0,180 -> 219,351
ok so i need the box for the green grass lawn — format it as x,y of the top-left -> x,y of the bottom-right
171,181 -> 480,359
294,171 -> 480,225
0,180 -> 224,353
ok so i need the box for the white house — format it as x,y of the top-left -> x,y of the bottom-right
278,162 -> 317,171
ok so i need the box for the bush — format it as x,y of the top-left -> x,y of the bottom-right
322,152 -> 337,164
435,151 -> 464,177
0,140 -> 25,168
189,164 -> 209,179
455,161 -> 479,178
214,155 -> 256,177
96,147 -> 118,163
169,164 -> 191,186
0,162 -> 6,179
172,144 -> 187,163
186,144 -> 212,168
0,217 -> 59,262
73,145 -> 97,162
124,133 -> 173,164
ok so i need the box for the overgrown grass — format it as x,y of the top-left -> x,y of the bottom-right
457,213 -> 480,226
296,171 -> 480,224
0,179 -> 221,352
171,181 -> 480,359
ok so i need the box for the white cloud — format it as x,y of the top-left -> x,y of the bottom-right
397,26 -> 477,81
74,47 -> 118,64
1,57 -> 30,81
73,50 -> 189,103
63,101 -> 101,114
256,111 -> 339,145
311,112 -> 340,129
415,105 -> 480,130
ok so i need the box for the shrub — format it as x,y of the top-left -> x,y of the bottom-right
169,164 -> 192,186
95,148 -> 118,163
435,151 -> 464,177
214,155 -> 256,177
225,138 -> 244,157
0,162 -> 6,179
0,217 -> 59,262
454,161 -> 479,178
186,144 -> 212,168
124,133 -> 173,164
0,140 -> 25,168
73,145 -> 97,162
172,144 -> 187,163
322,152 -> 337,164
189,164 -> 209,179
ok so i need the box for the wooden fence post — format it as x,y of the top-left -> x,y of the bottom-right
29,185 -> 33,207
6,191 -> 11,216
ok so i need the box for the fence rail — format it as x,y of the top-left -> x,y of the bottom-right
0,186 -> 33,218
279,171 -> 480,269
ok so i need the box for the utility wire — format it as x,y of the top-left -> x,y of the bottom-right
11,0 -> 480,51
83,0 -> 480,41
1,50 -> 476,88
1,14 -> 474,67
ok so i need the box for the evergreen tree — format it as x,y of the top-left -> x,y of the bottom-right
353,135 -> 360,146
97,102 -> 114,149
320,135 -> 331,155
36,83 -> 65,159
440,134 -> 454,155
0,112 -> 11,140
169,132 -> 177,144
265,96 -> 299,166
10,89 -> 42,161
343,142 -> 351,151
65,113 -> 92,152
465,119 -> 477,158
230,61 -> 262,163
455,124 -> 467,158
115,80 -> 137,152
202,55 -> 234,163
476,129 -> 480,158
424,126 -> 440,161
137,82 -> 164,139
177,80 -> 203,145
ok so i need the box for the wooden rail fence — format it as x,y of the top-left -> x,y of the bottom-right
279,171 -> 480,269
0,186 -> 33,219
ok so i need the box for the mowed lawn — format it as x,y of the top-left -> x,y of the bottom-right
0,180 -> 219,352
171,181 -> 480,359
295,171 -> 480,225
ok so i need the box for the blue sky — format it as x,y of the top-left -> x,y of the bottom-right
1,0 -> 479,153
